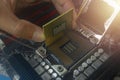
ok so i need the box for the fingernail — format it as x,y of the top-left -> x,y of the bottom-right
39,32 -> 45,41
32,28 -> 45,42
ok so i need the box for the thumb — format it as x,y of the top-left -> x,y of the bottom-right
0,12 -> 45,42
13,19 -> 45,42
0,0 -> 45,42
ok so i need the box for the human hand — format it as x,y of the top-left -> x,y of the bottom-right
51,0 -> 78,29
0,0 -> 46,42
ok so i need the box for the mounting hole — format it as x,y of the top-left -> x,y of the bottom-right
57,66 -> 64,72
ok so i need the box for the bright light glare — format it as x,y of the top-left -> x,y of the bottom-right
94,34 -> 102,40
96,0 -> 120,43
103,0 -> 120,10
103,0 -> 120,31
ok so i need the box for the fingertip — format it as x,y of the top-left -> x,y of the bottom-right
13,20 -> 45,42
32,28 -> 45,42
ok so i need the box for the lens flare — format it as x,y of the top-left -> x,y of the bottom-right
95,0 -> 120,43
103,0 -> 120,10
104,0 -> 120,32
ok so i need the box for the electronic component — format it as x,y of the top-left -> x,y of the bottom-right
36,46 -> 47,58
0,0 -> 119,80
43,9 -> 73,46
77,0 -> 114,35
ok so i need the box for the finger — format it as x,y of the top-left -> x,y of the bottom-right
0,0 -> 45,42
13,20 -> 45,42
0,13 -> 45,42
51,0 -> 77,29
51,0 -> 74,14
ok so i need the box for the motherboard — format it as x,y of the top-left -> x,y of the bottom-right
0,0 -> 120,80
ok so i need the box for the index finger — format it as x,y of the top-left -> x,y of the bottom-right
51,0 -> 78,28
51,0 -> 75,14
